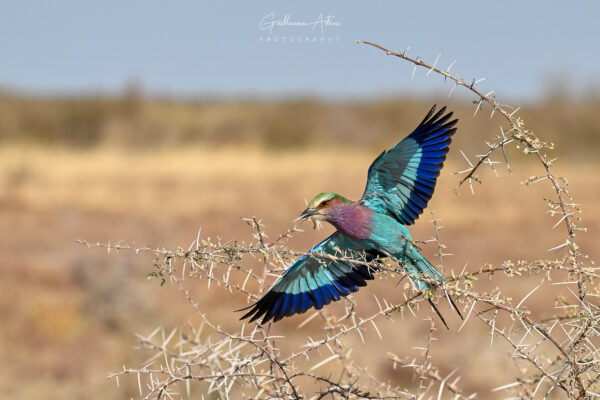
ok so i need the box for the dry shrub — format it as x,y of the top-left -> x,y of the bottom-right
79,41 -> 598,399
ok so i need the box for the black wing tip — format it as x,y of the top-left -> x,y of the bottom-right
238,291 -> 277,324
421,104 -> 459,136
238,305 -> 262,323
422,104 -> 439,124
235,303 -> 255,313
237,303 -> 262,322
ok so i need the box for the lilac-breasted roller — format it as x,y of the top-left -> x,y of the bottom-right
240,105 -> 462,327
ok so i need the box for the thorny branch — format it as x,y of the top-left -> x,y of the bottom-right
78,41 -> 598,399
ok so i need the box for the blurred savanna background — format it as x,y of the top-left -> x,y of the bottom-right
1,2 -> 600,399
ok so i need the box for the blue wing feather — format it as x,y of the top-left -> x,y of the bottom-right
360,105 -> 458,225
239,232 -> 382,324
279,294 -> 292,316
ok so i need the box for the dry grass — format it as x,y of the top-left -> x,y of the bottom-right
1,144 -> 599,398
1,91 -> 599,159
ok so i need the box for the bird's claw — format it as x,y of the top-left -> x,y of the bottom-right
405,236 -> 422,251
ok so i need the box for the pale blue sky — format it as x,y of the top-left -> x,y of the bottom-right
1,1 -> 598,100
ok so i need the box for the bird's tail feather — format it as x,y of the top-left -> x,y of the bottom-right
397,245 -> 462,328
400,245 -> 443,291
428,299 -> 448,329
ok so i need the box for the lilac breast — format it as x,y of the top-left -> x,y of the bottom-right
328,203 -> 372,240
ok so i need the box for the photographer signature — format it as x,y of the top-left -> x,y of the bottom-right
259,13 -> 341,34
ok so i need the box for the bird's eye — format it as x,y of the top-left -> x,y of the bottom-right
319,199 -> 330,208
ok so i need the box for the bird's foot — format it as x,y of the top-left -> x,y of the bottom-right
405,236 -> 422,251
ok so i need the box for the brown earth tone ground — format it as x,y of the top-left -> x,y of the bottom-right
1,143 -> 598,398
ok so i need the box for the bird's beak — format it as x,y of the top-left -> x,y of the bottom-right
295,207 -> 317,222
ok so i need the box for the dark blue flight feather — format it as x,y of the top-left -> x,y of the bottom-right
238,232 -> 382,324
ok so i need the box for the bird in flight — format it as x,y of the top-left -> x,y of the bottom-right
240,105 -> 462,327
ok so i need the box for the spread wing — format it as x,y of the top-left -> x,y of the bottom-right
239,232 -> 382,324
360,105 -> 457,225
